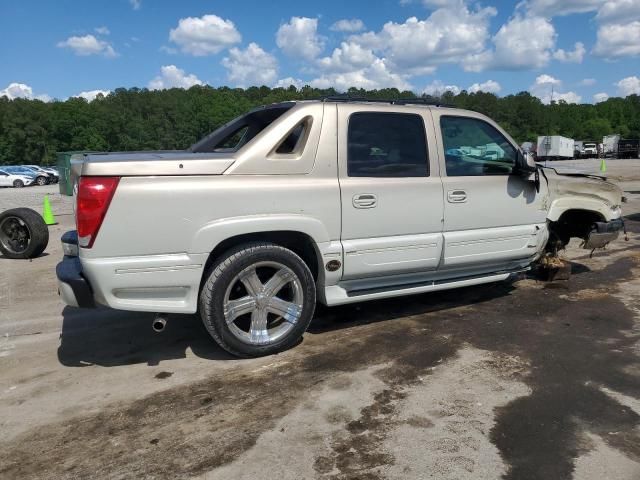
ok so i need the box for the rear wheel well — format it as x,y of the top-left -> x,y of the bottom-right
202,231 -> 320,284
547,209 -> 605,251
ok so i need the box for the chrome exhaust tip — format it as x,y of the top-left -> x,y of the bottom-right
152,315 -> 167,333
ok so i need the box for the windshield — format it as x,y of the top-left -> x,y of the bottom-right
190,103 -> 295,153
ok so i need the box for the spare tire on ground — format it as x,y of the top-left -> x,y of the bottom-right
0,208 -> 49,259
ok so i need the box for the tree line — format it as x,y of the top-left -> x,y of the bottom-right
1,85 -> 639,165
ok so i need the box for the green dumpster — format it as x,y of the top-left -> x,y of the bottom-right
56,151 -> 95,196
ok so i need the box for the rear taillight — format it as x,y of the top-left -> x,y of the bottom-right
76,176 -> 120,248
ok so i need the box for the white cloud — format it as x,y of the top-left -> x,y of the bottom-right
74,89 -> 110,101
466,15 -> 556,71
330,19 -> 365,32
275,77 -> 306,89
593,21 -> 640,57
593,92 -> 609,102
276,17 -> 324,60
553,42 -> 586,62
129,0 -> 141,10
523,0 -> 606,17
596,0 -> 640,24
351,5 -> 496,74
468,79 -> 502,93
422,0 -> 466,7
317,42 -> 378,73
169,15 -> 241,56
148,65 -> 204,90
536,74 -> 562,85
310,58 -> 412,91
95,26 -> 110,35
0,82 -> 33,99
422,80 -> 461,96
222,43 -> 278,87
579,78 -> 596,86
552,92 -> 582,103
530,74 -> 581,103
616,75 -> 640,96
0,82 -> 50,101
57,34 -> 117,57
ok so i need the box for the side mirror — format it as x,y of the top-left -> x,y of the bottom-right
516,150 -> 537,174
516,150 -> 540,192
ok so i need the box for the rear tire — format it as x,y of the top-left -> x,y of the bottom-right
13,180 -> 24,188
199,242 -> 316,357
36,176 -> 47,186
0,208 -> 49,259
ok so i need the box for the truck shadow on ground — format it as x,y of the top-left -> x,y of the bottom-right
56,261 -> 592,368
56,283 -> 513,368
57,307 -> 235,366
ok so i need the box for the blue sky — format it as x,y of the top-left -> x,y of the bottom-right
1,0 -> 639,103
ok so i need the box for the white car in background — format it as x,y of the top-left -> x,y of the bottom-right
0,168 -> 36,188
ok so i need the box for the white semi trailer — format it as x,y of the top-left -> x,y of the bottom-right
536,135 -> 575,160
603,134 -> 620,157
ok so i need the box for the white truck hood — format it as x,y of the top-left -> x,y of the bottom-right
544,168 -> 623,209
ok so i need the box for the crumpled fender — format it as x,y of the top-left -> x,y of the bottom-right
547,196 -> 619,222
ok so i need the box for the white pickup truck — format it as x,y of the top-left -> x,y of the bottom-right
56,98 -> 625,357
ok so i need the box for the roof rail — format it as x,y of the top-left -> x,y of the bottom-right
319,94 -> 454,108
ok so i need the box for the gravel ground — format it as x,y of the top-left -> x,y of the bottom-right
1,160 -> 640,480
0,183 -> 73,216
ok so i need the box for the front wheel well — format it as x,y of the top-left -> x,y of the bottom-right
202,231 -> 321,283
547,209 -> 605,251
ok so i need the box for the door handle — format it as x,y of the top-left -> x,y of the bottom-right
447,190 -> 467,203
353,193 -> 377,209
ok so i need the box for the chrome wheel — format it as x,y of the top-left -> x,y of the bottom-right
36,176 -> 47,186
0,216 -> 31,254
223,261 -> 303,345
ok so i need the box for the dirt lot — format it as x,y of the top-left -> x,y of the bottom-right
1,159 -> 640,480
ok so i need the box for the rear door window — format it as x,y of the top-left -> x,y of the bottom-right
347,112 -> 428,177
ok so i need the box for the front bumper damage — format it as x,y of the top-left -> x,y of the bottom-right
583,218 -> 625,250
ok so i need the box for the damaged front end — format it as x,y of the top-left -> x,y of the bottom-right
582,218 -> 626,250
544,168 -> 627,254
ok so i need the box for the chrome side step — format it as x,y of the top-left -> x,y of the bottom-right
323,271 -> 516,306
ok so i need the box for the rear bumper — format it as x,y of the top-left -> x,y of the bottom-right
56,231 -> 95,308
56,231 -> 206,313
584,219 -> 625,249
56,256 -> 96,308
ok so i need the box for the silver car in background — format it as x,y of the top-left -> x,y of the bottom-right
22,165 -> 60,185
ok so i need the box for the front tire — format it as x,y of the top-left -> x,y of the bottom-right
199,242 -> 316,357
13,180 -> 24,188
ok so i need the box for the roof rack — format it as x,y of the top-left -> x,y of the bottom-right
319,94 -> 454,108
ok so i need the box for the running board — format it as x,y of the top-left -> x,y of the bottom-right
323,271 -> 519,306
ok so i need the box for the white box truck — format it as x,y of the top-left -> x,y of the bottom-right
603,134 -> 620,157
537,136 -> 575,160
